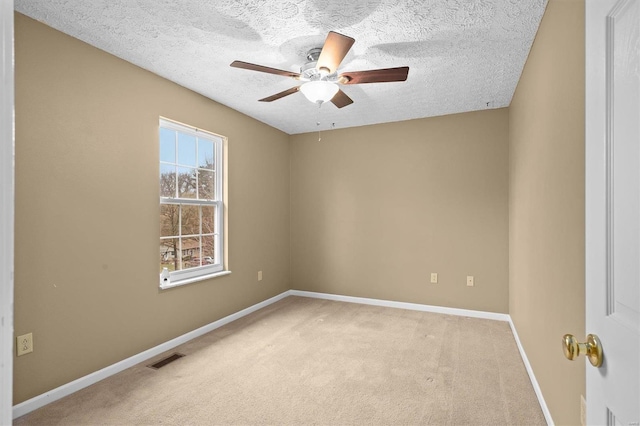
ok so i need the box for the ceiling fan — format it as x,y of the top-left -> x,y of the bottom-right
230,31 -> 409,108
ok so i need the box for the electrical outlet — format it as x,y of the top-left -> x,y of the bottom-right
16,333 -> 33,356
466,276 -> 474,287
258,270 -> 263,281
430,273 -> 438,283
580,395 -> 586,426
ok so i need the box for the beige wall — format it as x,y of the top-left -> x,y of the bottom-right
14,13 -> 290,404
509,1 -> 585,425
291,110 -> 509,314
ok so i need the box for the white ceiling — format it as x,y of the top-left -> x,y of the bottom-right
14,0 -> 548,135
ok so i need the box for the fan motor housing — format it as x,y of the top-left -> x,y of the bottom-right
300,61 -> 320,80
300,48 -> 336,81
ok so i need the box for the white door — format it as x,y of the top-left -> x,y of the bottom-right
586,0 -> 640,425
0,0 -> 14,424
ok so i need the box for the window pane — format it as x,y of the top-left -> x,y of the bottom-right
177,167 -> 197,199
178,133 -> 196,167
160,238 -> 179,272
160,164 -> 176,198
160,128 -> 176,163
181,205 -> 199,236
198,169 -> 214,200
160,204 -> 179,237
198,138 -> 214,169
159,120 -> 225,286
202,235 -> 215,264
202,205 -> 215,234
182,237 -> 200,269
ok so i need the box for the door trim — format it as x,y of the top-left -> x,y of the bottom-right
0,0 -> 15,424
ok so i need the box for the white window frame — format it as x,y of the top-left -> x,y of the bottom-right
159,118 -> 228,289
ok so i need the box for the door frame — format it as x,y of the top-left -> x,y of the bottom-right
0,0 -> 15,424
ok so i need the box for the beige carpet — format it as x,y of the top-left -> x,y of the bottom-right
15,296 -> 546,425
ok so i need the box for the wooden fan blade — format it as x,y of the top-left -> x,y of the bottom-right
259,86 -> 300,102
339,66 -> 409,84
330,89 -> 354,109
231,60 -> 300,79
316,31 -> 355,74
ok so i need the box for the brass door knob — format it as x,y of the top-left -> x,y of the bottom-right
562,334 -> 603,367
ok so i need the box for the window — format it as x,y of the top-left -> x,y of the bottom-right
159,118 -> 227,288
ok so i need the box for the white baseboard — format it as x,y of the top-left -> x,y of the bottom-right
508,318 -> 554,426
14,289 -> 552,426
12,290 -> 290,419
289,289 -> 511,321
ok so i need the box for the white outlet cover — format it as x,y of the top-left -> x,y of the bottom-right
16,333 -> 33,356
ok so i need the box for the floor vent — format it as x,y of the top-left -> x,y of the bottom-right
147,353 -> 185,370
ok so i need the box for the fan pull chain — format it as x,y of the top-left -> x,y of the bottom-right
317,101 -> 322,141
315,104 -> 336,142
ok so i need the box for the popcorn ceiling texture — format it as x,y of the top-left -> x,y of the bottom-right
15,0 -> 547,134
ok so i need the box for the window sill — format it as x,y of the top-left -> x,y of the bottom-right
160,270 -> 231,290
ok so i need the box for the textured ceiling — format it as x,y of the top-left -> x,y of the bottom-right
15,0 -> 548,135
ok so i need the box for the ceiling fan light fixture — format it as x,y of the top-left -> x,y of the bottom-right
300,81 -> 339,104
230,31 -> 408,109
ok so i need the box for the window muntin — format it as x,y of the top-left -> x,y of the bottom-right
159,118 -> 225,288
